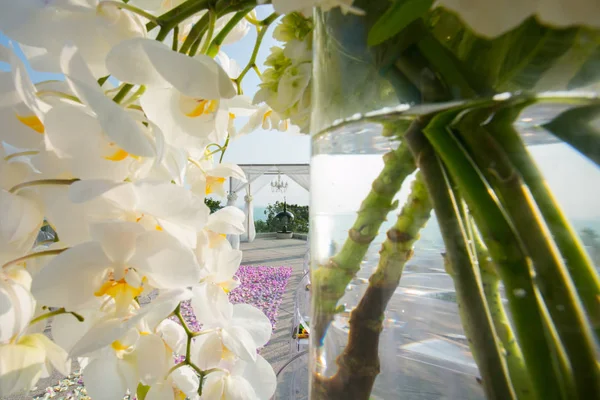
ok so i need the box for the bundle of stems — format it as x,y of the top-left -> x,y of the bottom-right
311,105 -> 600,399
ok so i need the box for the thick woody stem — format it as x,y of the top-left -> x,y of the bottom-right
311,121 -> 419,345
312,173 -> 432,399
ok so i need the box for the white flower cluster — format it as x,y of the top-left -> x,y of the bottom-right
254,13 -> 314,134
0,1 -> 289,399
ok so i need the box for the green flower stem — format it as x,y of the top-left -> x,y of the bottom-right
2,248 -> 68,270
30,307 -> 84,325
423,109 -> 569,400
234,13 -> 278,94
112,84 -> 135,103
488,103 -> 600,339
8,178 -> 80,194
172,303 -> 217,395
206,9 -> 253,57
4,150 -> 40,161
200,9 -> 216,54
404,125 -> 515,400
172,25 -> 179,51
473,227 -> 534,400
180,12 -> 210,55
313,172 -> 432,399
121,85 -> 147,107
455,108 -> 600,399
311,122 -> 417,345
97,75 -> 110,86
219,135 -> 230,163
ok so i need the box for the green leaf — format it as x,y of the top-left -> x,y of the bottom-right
542,104 -> 600,168
136,383 -> 150,400
367,0 -> 434,46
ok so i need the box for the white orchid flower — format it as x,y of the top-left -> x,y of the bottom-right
68,179 -> 210,248
237,105 -> 294,137
0,0 -> 146,77
61,289 -> 192,398
61,45 -> 159,160
197,355 -> 276,400
31,221 -> 201,315
3,47 -> 54,149
0,268 -> 70,397
195,207 -> 246,267
191,285 -> 272,362
188,160 -> 246,198
147,365 -> 200,400
0,189 -> 44,263
106,38 -> 237,144
0,145 -> 44,262
200,242 -> 243,293
0,72 -> 44,150
80,327 -> 141,400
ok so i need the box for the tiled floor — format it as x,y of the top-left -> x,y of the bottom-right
240,238 -> 308,374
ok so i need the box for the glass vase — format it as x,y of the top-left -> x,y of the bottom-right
310,3 -> 600,400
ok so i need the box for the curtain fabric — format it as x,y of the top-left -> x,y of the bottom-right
225,164 -> 310,245
226,193 -> 241,249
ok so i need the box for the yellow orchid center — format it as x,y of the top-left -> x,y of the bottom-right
174,389 -> 186,400
229,112 -> 236,120
205,176 -> 226,195
262,110 -> 273,127
181,97 -> 219,118
208,232 -> 227,249
111,340 -> 131,352
95,278 -> 144,300
104,143 -> 142,162
219,282 -> 231,294
15,114 -> 45,134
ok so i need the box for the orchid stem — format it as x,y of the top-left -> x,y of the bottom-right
112,84 -> 134,103
121,85 -> 147,107
4,151 -> 40,161
2,248 -> 68,269
200,9 -> 216,55
234,12 -> 278,94
30,307 -> 84,325
207,9 -> 253,57
172,25 -> 179,51
219,135 -> 229,163
8,179 -> 80,194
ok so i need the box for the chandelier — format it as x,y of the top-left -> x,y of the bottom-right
271,172 -> 288,193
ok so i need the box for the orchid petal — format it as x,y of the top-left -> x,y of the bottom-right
89,221 -> 144,264
191,331 -> 223,370
31,242 -> 109,310
231,304 -> 272,348
222,326 -> 258,362
240,355 -> 277,400
132,230 -> 201,289
83,352 -> 130,400
206,207 -> 246,235
191,284 -> 233,326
